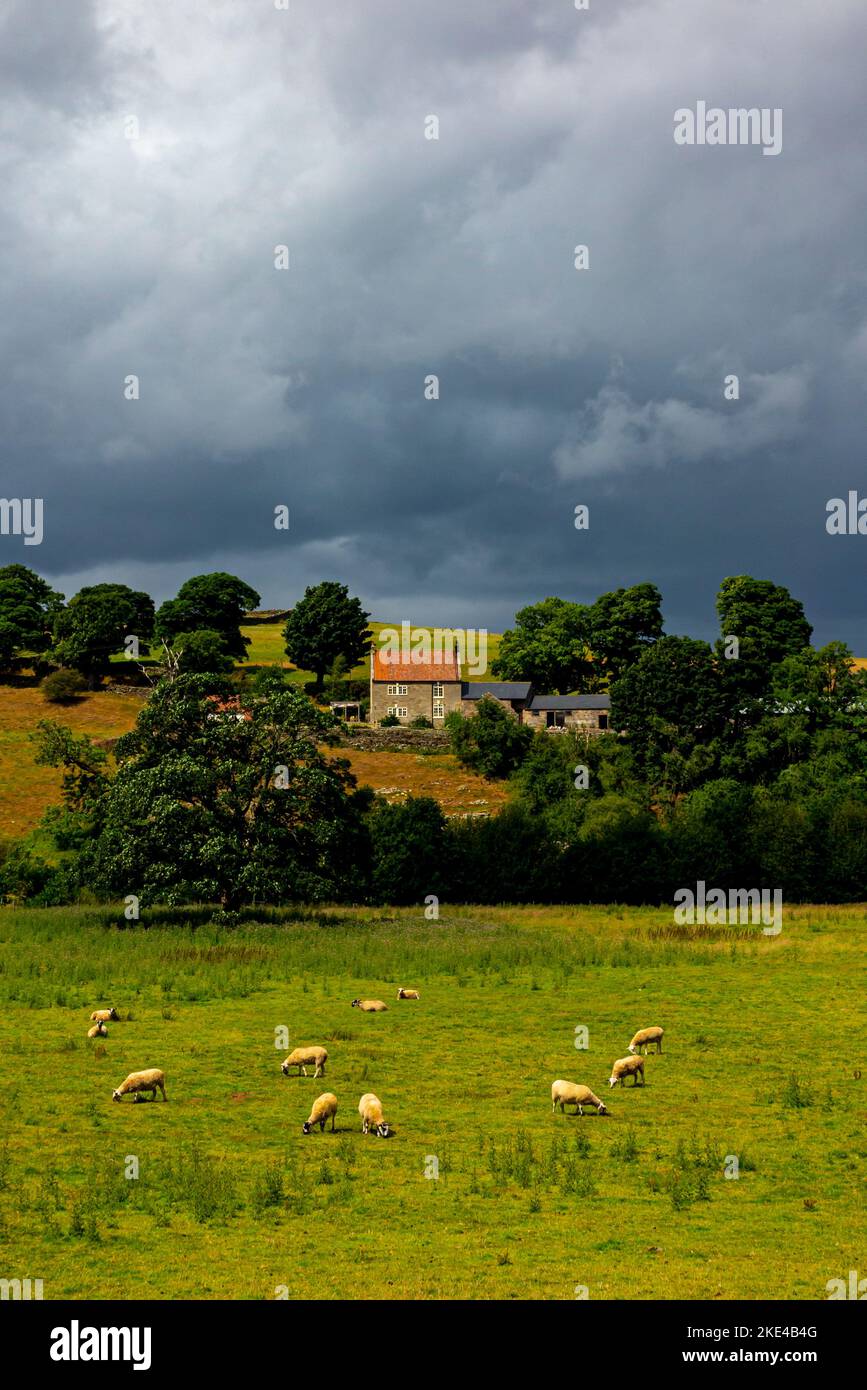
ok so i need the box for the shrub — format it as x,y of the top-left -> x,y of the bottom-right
40,669 -> 87,703
409,714 -> 433,729
380,714 -> 399,727
445,699 -> 531,779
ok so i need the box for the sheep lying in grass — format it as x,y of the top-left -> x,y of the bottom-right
302,1092 -> 338,1134
351,999 -> 388,1013
396,988 -> 420,1000
281,1046 -> 328,1079
87,1021 -> 108,1039
112,1069 -> 167,1103
91,1008 -> 119,1023
628,1026 -> 664,1055
358,1092 -> 390,1137
608,1056 -> 645,1088
551,1080 -> 608,1116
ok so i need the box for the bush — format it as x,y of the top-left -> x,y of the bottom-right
409,715 -> 433,729
445,698 -> 531,779
40,669 -> 87,704
380,714 -> 399,727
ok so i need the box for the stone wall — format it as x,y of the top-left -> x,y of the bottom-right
332,724 -> 451,753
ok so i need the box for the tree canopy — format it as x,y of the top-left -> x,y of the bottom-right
155,573 -> 260,661
492,596 -> 594,693
282,581 -> 370,690
51,584 -> 155,685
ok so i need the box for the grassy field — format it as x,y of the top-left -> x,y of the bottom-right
0,903 -> 863,1301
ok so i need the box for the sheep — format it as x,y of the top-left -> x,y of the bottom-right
91,1008 -> 120,1023
358,1092 -> 390,1137
87,1021 -> 108,1039
302,1092 -> 338,1134
551,1080 -> 608,1116
112,1069 -> 167,1103
396,988 -> 420,1000
281,1046 -> 328,1079
351,999 -> 388,1012
628,1026 -> 664,1055
608,1055 -> 645,1088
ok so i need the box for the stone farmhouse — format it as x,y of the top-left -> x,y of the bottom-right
368,649 -> 610,731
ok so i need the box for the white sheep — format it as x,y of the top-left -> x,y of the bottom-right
302,1092 -> 338,1134
358,1092 -> 390,1137
608,1056 -> 645,1088
112,1069 -> 167,1103
281,1046 -> 328,1079
91,1007 -> 119,1023
628,1026 -> 664,1055
87,1021 -> 108,1039
396,988 -> 420,1000
551,1080 -> 608,1116
351,999 -> 388,1013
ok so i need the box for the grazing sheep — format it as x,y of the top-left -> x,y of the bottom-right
87,1021 -> 108,1039
551,1080 -> 608,1116
302,1092 -> 338,1134
91,1008 -> 120,1023
358,1092 -> 390,1137
351,999 -> 388,1013
396,988 -> 420,1001
112,1069 -> 167,1103
608,1056 -> 645,1089
628,1026 -> 664,1055
281,1046 -> 328,1079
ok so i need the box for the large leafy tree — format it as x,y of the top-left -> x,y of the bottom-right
445,698 -> 532,779
84,673 -> 369,908
492,596 -> 594,693
155,573 -> 260,662
282,581 -> 370,691
51,584 -> 155,686
588,583 -> 664,685
714,575 -> 812,710
0,564 -> 64,670
610,635 -> 724,794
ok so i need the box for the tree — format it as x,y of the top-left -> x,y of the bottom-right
714,575 -> 812,709
51,584 -> 155,687
445,698 -> 532,778
155,573 -> 260,662
0,564 -> 64,670
282,581 -> 370,691
588,583 -> 663,685
369,796 -> 447,905
492,597 -> 594,693
173,629 -> 235,675
609,636 -> 724,793
83,674 -> 368,908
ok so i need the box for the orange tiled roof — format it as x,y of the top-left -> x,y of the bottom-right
372,648 -> 460,683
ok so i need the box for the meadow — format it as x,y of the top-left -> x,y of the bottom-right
0,903 -> 864,1301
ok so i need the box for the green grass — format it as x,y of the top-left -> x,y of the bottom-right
0,902 -> 863,1300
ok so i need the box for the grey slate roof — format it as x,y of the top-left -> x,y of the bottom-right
527,694 -> 611,711
461,681 -> 533,701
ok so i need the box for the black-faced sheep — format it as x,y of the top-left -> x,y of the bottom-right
87,1021 -> 108,1039
358,1092 -> 390,1137
608,1056 -> 645,1088
91,1008 -> 120,1023
281,1046 -> 328,1079
112,1069 -> 167,1102
551,1080 -> 608,1116
396,988 -> 420,1000
302,1092 -> 338,1134
351,999 -> 388,1012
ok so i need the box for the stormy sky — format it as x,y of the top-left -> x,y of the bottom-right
2,0 -> 866,645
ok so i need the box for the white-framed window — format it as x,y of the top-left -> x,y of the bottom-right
387,705 -> 408,718
432,682 -> 444,698
387,683 -> 408,696
433,701 -> 445,719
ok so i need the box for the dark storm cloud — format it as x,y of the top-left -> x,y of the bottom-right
1,0 -> 866,646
